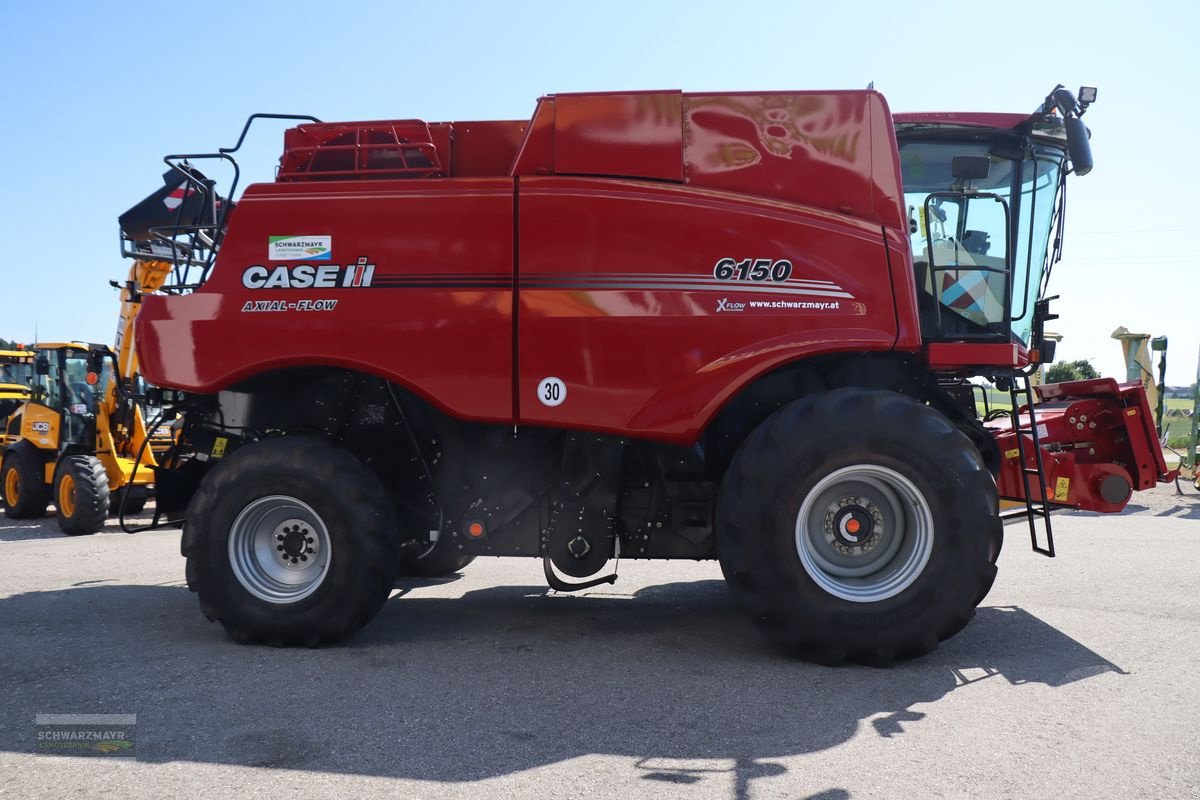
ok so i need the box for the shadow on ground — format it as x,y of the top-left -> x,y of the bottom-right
0,579 -> 1124,795
0,510 -> 161,542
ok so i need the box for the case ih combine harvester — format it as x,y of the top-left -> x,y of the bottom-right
124,84 -> 1173,664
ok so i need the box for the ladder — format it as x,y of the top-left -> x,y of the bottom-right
1006,374 -> 1055,557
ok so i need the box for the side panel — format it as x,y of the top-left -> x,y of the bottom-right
19,403 -> 60,454
137,178 -> 515,423
518,177 -> 899,443
555,92 -> 684,181
683,91 -> 906,231
449,120 -> 529,177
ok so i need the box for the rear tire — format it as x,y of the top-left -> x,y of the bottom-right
184,437 -> 402,646
2,445 -> 50,519
716,388 -> 1002,666
54,455 -> 110,535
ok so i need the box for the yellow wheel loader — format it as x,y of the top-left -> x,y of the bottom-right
0,259 -> 173,534
0,348 -> 35,447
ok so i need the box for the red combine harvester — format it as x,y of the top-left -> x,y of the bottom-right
126,85 -> 1174,663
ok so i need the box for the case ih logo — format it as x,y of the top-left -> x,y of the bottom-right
242,258 -> 375,289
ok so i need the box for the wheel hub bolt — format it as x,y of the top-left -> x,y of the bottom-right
273,519 -> 320,567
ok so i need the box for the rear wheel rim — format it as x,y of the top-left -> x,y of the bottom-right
3,466 -> 18,507
794,464 -> 934,603
228,495 -> 332,604
58,473 -> 76,518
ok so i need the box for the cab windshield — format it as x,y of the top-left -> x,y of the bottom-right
899,137 -> 1065,344
36,351 -> 100,415
0,360 -> 34,389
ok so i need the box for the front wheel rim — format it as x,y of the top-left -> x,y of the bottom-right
4,466 -> 18,507
58,473 -> 76,518
795,464 -> 934,603
228,495 -> 332,604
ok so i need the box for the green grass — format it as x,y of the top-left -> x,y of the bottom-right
972,386 -> 1197,449
1163,397 -> 1197,449
973,389 -> 1013,417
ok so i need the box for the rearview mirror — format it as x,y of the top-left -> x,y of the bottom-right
35,356 -> 49,376
952,156 -> 991,181
1064,116 -> 1093,176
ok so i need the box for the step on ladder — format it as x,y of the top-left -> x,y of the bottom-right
1006,374 -> 1055,557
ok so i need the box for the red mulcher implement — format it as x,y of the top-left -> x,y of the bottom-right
123,85 -> 1175,663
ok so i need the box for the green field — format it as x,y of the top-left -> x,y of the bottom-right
972,389 -> 1197,449
1163,397 -> 1197,449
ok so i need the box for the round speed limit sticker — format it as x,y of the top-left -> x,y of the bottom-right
537,377 -> 566,407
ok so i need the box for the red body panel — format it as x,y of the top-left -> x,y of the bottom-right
514,90 -> 906,230
137,178 -> 516,422
517,177 -> 899,441
682,92 -> 905,231
555,92 -> 684,182
137,89 -> 919,442
926,341 -> 1026,371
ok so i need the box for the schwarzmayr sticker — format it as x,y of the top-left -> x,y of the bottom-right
269,235 -> 332,261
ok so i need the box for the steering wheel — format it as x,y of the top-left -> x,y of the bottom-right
69,382 -> 94,409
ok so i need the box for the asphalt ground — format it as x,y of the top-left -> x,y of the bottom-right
1,484 -> 1198,799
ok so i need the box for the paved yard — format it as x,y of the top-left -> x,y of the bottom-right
1,485 -> 1198,799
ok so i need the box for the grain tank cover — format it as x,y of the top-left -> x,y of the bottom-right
512,90 -> 905,231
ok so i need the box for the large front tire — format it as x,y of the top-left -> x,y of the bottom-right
716,388 -> 1002,666
184,437 -> 402,646
54,455 -> 110,535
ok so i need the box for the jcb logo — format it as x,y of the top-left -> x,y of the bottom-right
242,257 -> 375,289
31,421 -> 50,433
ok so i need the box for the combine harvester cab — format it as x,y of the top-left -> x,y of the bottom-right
123,85 -> 1173,664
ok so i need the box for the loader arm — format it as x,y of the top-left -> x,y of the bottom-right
106,258 -> 173,462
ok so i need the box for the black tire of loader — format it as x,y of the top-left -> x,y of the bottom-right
54,455 -> 110,536
716,388 -> 1003,666
2,445 -> 50,519
183,437 -> 402,647
398,538 -> 476,579
110,486 -> 148,516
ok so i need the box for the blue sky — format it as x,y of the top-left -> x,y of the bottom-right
2,0 -> 1196,385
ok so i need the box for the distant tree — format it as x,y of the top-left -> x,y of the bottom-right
1074,359 -> 1099,380
1046,359 -> 1099,383
0,337 -> 15,350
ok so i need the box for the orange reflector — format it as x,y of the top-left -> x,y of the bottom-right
85,371 -> 99,385
468,522 -> 484,537
845,519 -> 861,534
